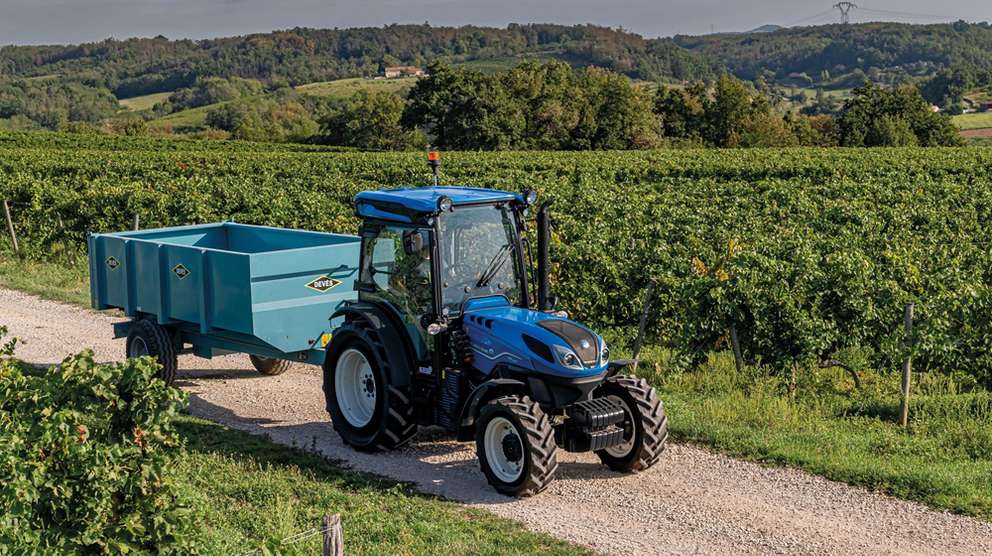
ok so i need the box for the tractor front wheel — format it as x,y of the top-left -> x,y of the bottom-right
475,395 -> 558,497
125,319 -> 178,386
594,375 -> 668,472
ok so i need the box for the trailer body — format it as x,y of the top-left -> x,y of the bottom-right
89,222 -> 360,364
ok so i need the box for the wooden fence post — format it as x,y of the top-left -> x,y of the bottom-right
631,280 -> 656,371
899,302 -> 914,428
322,514 -> 343,556
3,199 -> 19,257
729,326 -> 745,373
133,213 -> 140,231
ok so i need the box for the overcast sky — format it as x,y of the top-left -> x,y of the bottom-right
2,0 -> 991,45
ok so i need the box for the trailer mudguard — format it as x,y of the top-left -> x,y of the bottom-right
327,301 -> 418,389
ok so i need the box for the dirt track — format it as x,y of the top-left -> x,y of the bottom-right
3,286 -> 991,555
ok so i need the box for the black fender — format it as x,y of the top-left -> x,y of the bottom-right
456,378 -> 527,441
326,301 -> 417,389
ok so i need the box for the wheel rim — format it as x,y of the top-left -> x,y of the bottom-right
604,395 -> 637,458
129,336 -> 149,357
484,416 -> 524,483
334,348 -> 377,428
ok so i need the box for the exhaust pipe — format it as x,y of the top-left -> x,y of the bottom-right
537,200 -> 553,311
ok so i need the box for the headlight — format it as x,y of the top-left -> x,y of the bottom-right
600,341 -> 610,364
437,196 -> 453,212
553,344 -> 584,370
523,188 -> 538,206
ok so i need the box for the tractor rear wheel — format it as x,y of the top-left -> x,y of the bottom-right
594,375 -> 668,472
125,319 -> 178,386
323,324 -> 416,452
249,355 -> 293,376
475,395 -> 558,497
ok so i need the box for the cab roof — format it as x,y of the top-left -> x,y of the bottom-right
354,186 -> 522,223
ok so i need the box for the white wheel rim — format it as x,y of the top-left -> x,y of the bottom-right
484,416 -> 524,483
334,348 -> 377,427
605,396 -> 637,458
130,336 -> 149,357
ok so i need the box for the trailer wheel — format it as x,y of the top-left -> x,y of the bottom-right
125,319 -> 178,386
594,376 -> 668,473
475,395 -> 559,497
249,355 -> 293,376
323,324 -> 416,452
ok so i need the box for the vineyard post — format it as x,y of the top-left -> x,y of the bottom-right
631,280 -> 656,371
133,213 -> 140,231
322,514 -> 343,556
2,199 -> 19,257
899,302 -> 914,428
729,325 -> 744,373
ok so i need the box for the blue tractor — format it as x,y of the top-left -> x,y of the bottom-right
326,167 -> 668,496
90,156 -> 669,496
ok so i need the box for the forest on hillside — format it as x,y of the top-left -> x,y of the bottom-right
0,21 -> 990,143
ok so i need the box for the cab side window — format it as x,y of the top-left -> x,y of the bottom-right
362,227 -> 433,323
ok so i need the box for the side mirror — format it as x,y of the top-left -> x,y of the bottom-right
402,230 -> 425,255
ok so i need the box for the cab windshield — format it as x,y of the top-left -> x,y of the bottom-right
439,204 -> 522,314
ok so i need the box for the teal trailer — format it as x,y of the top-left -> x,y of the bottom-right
89,222 -> 360,379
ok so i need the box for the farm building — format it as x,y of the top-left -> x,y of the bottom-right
384,66 -> 424,78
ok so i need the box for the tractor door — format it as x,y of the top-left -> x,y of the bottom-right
357,224 -> 435,361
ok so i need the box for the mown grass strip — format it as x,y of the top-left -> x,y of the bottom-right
176,416 -> 591,554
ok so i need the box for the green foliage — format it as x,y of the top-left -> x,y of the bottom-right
0,78 -> 120,130
404,60 -> 659,150
319,90 -> 425,150
675,21 -> 992,87
163,76 -> 265,115
3,137 -> 992,385
206,93 -> 318,143
0,328 -> 195,553
838,83 -> 963,147
655,76 -> 806,147
632,346 -> 992,519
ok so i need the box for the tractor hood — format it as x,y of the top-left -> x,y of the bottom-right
461,296 -> 608,379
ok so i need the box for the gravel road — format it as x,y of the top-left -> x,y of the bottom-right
3,286 -> 991,555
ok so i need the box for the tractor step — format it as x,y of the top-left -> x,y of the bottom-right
557,397 -> 628,452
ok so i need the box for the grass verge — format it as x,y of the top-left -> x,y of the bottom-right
628,345 -> 992,521
176,416 -> 589,554
2,257 -> 990,522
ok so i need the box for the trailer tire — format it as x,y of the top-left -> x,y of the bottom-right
249,355 -> 293,376
323,324 -> 416,452
594,375 -> 667,473
125,319 -> 179,386
476,395 -> 559,497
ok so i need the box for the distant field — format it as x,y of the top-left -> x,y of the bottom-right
119,92 -> 171,111
295,76 -> 418,98
148,102 -> 224,131
953,112 -> 992,131
148,77 -> 419,131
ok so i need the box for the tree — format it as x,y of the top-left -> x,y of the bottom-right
838,83 -> 962,147
319,90 -> 424,150
403,61 -> 524,150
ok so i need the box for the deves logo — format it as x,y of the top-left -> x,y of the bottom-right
306,275 -> 342,293
172,264 -> 191,280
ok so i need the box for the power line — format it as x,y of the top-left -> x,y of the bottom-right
787,8 -> 839,26
858,7 -> 953,22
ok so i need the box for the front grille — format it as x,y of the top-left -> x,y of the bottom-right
538,320 -> 599,366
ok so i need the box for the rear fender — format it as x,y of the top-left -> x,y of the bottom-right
456,378 -> 527,441
327,302 -> 416,389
